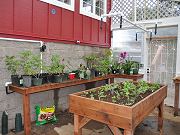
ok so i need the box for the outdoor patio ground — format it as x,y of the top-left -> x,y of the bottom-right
8,105 -> 180,135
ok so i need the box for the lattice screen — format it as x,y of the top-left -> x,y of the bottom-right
112,0 -> 180,24
112,0 -> 134,24
147,38 -> 177,106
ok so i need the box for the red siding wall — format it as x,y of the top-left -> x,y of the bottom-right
0,0 -> 111,47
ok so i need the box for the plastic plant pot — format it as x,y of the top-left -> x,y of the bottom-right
69,73 -> 75,80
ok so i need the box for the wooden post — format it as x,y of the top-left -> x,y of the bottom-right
174,83 -> 179,116
124,130 -> 134,135
108,78 -> 114,84
74,115 -> 82,135
23,94 -> 31,135
108,125 -> 123,135
54,89 -> 60,113
158,101 -> 164,135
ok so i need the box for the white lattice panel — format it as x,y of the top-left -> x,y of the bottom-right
112,0 -> 180,24
112,0 -> 134,24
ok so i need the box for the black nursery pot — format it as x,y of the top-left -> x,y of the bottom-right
124,68 -> 131,75
32,78 -> 43,86
53,74 -> 63,83
40,73 -> 49,84
95,70 -> 101,77
112,69 -> 117,74
22,75 -> 32,87
47,74 -> 54,83
133,68 -> 139,75
11,75 -> 20,86
62,73 -> 68,81
90,69 -> 95,78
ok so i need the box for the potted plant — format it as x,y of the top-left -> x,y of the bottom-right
132,61 -> 140,74
95,49 -> 112,76
20,50 -> 34,87
118,51 -> 133,75
5,56 -> 21,86
83,54 -> 97,78
111,60 -> 121,74
122,60 -> 134,75
48,54 -> 65,83
31,55 -> 44,86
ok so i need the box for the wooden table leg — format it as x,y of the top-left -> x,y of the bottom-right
54,89 -> 60,113
23,94 -> 31,135
158,101 -> 164,135
108,125 -> 123,135
174,83 -> 179,116
108,78 -> 114,84
74,115 -> 82,135
124,130 -> 134,135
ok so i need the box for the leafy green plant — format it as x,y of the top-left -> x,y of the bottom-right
137,80 -> 150,94
98,90 -> 106,100
31,55 -> 44,78
80,81 -> 161,106
149,83 -> 160,92
20,51 -> 35,75
95,57 -> 112,75
83,54 -> 97,69
111,60 -> 121,71
112,96 -> 117,103
5,56 -> 20,75
122,60 -> 134,71
122,81 -> 136,98
131,61 -> 140,69
47,54 -> 65,75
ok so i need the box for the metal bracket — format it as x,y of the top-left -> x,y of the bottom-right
6,86 -> 14,95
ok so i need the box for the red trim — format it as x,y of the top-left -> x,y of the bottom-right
0,33 -> 110,48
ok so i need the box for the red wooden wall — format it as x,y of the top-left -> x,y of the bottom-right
0,0 -> 111,47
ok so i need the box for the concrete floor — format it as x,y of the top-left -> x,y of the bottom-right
9,106 -> 180,135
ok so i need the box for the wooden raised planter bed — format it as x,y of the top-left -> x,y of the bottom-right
69,83 -> 167,135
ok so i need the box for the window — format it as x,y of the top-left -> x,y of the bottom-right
40,0 -> 74,11
80,0 -> 107,21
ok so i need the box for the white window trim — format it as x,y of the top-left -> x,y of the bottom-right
40,0 -> 74,11
80,0 -> 107,22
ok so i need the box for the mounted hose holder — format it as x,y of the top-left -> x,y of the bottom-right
5,82 -> 14,95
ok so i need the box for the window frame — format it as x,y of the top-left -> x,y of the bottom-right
40,0 -> 74,11
80,0 -> 107,21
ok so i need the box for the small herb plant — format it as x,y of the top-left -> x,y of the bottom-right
48,54 -> 65,75
20,51 -> 35,76
83,54 -> 97,69
31,54 -> 44,79
95,49 -> 112,75
5,56 -> 20,75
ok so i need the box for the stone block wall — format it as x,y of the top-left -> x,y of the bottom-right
0,39 -> 106,132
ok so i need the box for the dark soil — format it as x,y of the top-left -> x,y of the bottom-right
80,82 -> 161,106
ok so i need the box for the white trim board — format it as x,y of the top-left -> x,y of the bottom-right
40,0 -> 74,11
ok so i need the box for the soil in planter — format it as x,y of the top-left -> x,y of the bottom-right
80,81 -> 161,106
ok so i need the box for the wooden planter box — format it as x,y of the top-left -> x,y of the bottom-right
69,84 -> 167,135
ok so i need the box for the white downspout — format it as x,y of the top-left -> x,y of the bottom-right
0,37 -> 44,73
176,24 -> 180,76
143,31 -> 148,81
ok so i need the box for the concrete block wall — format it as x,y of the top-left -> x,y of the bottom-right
0,39 -> 106,132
